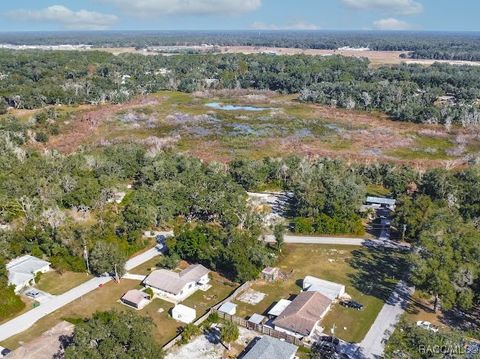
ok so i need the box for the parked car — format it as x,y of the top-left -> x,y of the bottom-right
318,336 -> 340,346
0,346 -> 11,358
341,300 -> 364,310
416,321 -> 439,333
25,290 -> 40,299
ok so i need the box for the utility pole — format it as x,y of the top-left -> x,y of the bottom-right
83,242 -> 90,274
114,263 -> 119,283
402,224 -> 407,241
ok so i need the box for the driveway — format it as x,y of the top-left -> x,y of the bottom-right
0,245 -> 164,342
356,281 -> 414,358
23,288 -> 55,304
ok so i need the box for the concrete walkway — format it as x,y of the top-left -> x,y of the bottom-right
0,246 -> 164,342
123,273 -> 147,281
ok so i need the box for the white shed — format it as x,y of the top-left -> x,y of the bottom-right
172,304 -> 196,324
218,301 -> 237,316
303,276 -> 346,300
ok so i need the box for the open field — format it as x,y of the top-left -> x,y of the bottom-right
94,46 -> 480,67
1,269 -> 237,350
13,90 -> 475,169
232,244 -> 408,343
36,271 -> 92,295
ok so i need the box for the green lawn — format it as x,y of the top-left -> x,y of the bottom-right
232,244 -> 408,343
36,271 -> 91,295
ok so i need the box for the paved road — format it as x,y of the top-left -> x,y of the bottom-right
262,234 -> 410,250
0,246 -> 164,342
357,281 -> 414,358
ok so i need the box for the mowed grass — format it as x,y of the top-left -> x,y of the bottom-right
1,268 -> 236,350
36,271 -> 92,295
232,244 -> 408,343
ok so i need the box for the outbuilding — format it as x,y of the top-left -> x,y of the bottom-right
172,304 -> 196,324
121,289 -> 150,310
218,301 -> 237,316
303,276 -> 346,301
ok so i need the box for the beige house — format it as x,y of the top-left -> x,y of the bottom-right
272,291 -> 332,339
143,264 -> 210,302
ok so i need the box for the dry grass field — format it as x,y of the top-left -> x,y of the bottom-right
31,90 -> 479,169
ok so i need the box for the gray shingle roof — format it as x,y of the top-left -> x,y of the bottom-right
143,264 -> 209,295
242,336 -> 298,359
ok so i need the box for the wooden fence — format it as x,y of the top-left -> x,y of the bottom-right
162,281 -> 252,351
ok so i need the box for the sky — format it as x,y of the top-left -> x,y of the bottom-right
0,0 -> 479,32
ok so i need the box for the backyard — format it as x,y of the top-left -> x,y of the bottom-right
232,244 -> 408,343
1,266 -> 237,350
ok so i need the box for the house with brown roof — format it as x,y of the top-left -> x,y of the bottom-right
272,291 -> 332,339
143,264 -> 210,302
121,289 -> 151,310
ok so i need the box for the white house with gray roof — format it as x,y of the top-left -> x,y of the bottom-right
143,264 -> 209,302
7,255 -> 51,293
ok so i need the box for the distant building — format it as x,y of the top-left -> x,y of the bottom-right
366,196 -> 396,210
303,276 -> 346,300
172,304 -> 196,324
218,301 -> 237,316
143,264 -> 209,302
261,267 -> 280,281
242,336 -> 298,359
273,291 -> 332,338
7,255 -> 51,293
121,289 -> 150,310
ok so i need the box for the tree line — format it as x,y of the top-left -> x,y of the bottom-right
2,50 -> 480,126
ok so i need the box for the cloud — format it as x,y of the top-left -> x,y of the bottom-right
373,17 -> 413,30
8,5 -> 118,30
251,21 -> 320,31
104,0 -> 262,17
341,0 -> 423,15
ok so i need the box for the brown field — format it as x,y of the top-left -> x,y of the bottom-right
96,46 -> 480,67
27,90 -> 478,169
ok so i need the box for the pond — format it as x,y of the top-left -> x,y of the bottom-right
205,102 -> 272,112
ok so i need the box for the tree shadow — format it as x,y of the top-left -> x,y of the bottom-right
347,247 -> 409,301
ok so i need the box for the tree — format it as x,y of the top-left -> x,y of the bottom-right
273,223 -> 285,252
64,310 -> 163,358
220,321 -> 239,350
180,323 -> 201,344
89,242 -> 126,280
410,209 -> 480,312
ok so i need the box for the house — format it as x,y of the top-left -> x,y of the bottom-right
366,196 -> 396,210
143,264 -> 210,302
267,299 -> 292,318
218,301 -> 237,316
172,304 -> 196,324
7,255 -> 51,293
242,336 -> 298,359
272,291 -> 332,339
121,289 -> 150,310
261,267 -> 280,281
303,276 -> 346,301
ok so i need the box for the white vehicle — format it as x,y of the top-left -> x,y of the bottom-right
416,321 -> 439,333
